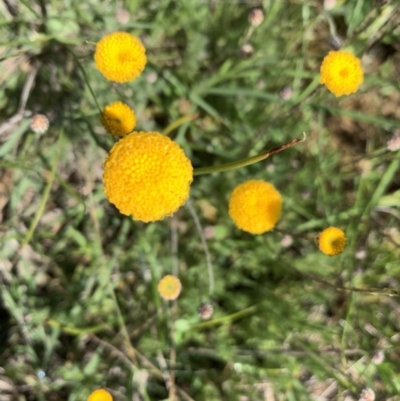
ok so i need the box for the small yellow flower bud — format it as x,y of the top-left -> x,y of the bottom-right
320,50 -> 363,97
87,389 -> 113,401
318,227 -> 346,256
158,275 -> 182,301
229,180 -> 282,235
94,32 -> 146,83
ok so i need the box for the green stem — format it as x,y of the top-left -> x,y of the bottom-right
193,134 -> 306,176
45,318 -> 108,335
12,130 -> 63,265
188,305 -> 258,330
67,48 -> 102,113
162,113 -> 198,136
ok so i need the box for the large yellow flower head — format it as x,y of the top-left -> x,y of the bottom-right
103,132 -> 193,222
157,275 -> 182,300
229,180 -> 282,234
318,227 -> 346,256
94,32 -> 147,83
87,389 -> 113,401
320,50 -> 364,97
100,101 -> 136,137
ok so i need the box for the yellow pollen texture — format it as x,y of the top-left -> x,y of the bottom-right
94,32 -> 147,83
319,50 -> 364,97
103,132 -> 193,222
318,227 -> 346,256
87,389 -> 113,401
229,180 -> 282,234
100,101 -> 136,137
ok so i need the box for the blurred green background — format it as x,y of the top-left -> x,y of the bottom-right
1,0 -> 400,400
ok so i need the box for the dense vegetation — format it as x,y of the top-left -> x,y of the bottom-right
1,1 -> 400,400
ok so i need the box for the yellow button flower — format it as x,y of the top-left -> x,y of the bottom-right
100,101 -> 136,137
320,50 -> 364,97
318,227 -> 346,256
87,389 -> 113,401
94,32 -> 147,83
158,275 -> 182,300
103,132 -> 193,222
229,180 -> 282,234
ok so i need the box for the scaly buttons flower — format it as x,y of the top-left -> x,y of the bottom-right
320,50 -> 364,97
87,389 -> 113,401
94,32 -> 146,83
318,227 -> 346,256
103,132 -> 193,222
101,101 -> 136,137
229,180 -> 282,234
157,275 -> 182,300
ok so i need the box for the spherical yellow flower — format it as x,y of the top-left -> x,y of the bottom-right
229,180 -> 282,235
87,389 -> 113,401
100,101 -> 136,137
158,275 -> 182,300
318,227 -> 346,256
103,132 -> 193,222
94,32 -> 146,83
320,50 -> 364,97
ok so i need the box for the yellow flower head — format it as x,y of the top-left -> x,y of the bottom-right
318,226 -> 346,256
94,32 -> 147,83
229,180 -> 282,234
100,101 -> 136,137
103,132 -> 193,222
158,275 -> 182,300
87,389 -> 113,401
320,50 -> 364,97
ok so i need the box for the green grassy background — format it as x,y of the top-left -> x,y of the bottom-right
1,0 -> 400,400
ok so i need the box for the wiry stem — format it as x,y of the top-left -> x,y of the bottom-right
193,133 -> 306,176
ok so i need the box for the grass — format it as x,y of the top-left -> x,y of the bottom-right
1,0 -> 400,400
